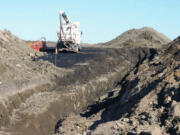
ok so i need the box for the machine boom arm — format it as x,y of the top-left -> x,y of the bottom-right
60,10 -> 71,24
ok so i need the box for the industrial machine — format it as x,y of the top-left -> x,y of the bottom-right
29,10 -> 82,53
29,37 -> 47,52
56,10 -> 82,53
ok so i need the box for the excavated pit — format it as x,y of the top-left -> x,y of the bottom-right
0,28 -> 171,135
0,47 -> 156,135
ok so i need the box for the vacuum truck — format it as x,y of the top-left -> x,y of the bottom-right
56,10 -> 82,53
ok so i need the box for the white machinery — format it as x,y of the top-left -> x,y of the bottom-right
57,10 -> 82,52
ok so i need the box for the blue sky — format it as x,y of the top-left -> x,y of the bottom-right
0,0 -> 180,43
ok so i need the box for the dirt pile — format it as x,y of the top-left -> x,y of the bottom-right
103,27 -> 171,49
166,36 -> 180,60
57,36 -> 180,135
0,30 -> 59,100
0,30 -> 23,43
0,30 -> 44,59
